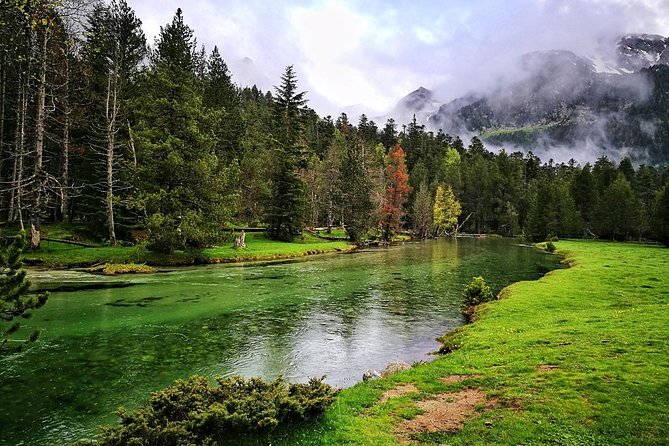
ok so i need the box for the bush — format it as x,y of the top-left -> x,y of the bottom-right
462,276 -> 495,308
75,375 -> 337,445
545,241 -> 556,253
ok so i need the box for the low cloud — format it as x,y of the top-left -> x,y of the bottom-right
126,0 -> 669,117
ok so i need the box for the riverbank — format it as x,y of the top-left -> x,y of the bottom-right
272,240 -> 669,445
22,232 -> 353,268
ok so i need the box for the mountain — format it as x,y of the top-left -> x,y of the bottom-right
380,87 -> 442,126
399,34 -> 669,162
617,34 -> 669,72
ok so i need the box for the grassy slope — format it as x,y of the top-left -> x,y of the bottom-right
23,232 -> 352,267
271,240 -> 669,446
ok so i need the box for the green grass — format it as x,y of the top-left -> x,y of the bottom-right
22,232 -> 353,267
265,240 -> 669,445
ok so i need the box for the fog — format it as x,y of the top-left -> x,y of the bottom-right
126,0 -> 669,162
126,1 -> 668,114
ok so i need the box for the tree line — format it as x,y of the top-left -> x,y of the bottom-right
1,1 -> 668,252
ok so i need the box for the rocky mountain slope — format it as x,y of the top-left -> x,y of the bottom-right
396,34 -> 669,162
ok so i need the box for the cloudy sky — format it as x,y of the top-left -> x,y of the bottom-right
126,0 -> 669,117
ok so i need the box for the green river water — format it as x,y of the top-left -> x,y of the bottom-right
0,238 -> 561,445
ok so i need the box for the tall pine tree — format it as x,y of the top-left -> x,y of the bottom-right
266,66 -> 308,241
133,9 -> 239,252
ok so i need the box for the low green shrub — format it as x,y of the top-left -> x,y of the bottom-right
545,241 -> 556,253
462,276 -> 494,308
75,375 -> 337,445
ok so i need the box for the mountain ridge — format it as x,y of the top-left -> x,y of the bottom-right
388,34 -> 669,162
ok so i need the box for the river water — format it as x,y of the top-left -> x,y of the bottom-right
0,238 -> 561,445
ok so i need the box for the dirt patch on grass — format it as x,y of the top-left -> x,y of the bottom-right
440,374 -> 483,384
537,365 -> 560,372
380,383 -> 419,403
395,389 -> 494,440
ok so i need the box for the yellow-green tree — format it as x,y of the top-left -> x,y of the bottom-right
433,184 -> 461,236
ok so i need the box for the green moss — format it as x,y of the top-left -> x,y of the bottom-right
85,263 -> 158,275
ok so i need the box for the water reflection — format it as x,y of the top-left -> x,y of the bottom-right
0,238 -> 561,446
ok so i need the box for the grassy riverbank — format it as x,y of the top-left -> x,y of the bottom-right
21,232 -> 352,267
270,240 -> 669,445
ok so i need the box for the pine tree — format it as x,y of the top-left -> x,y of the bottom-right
595,174 -> 641,240
571,163 -> 597,228
652,180 -> 669,245
1,232 -> 48,353
133,9 -> 239,253
204,46 -> 244,162
341,139 -> 374,243
273,65 -> 307,148
265,149 -> 306,241
266,66 -> 308,241
527,176 -> 581,241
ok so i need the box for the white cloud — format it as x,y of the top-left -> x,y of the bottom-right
125,0 -> 669,118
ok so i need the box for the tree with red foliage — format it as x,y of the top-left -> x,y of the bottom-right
381,144 -> 412,241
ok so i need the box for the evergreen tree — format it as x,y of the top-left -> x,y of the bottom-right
380,118 -> 397,150
152,8 -> 195,73
571,163 -> 597,228
265,149 -> 306,241
526,176 -> 581,241
595,174 -> 641,239
652,180 -> 669,245
204,46 -> 244,162
1,232 -> 48,353
273,65 -> 307,148
341,139 -> 374,242
266,66 -> 308,241
133,9 -> 239,253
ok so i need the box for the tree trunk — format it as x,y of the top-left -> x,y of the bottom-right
61,46 -> 71,223
30,28 -> 48,249
10,70 -> 29,232
127,120 -> 137,167
105,62 -> 119,245
0,53 -> 6,216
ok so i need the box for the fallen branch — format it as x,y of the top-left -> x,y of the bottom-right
40,238 -> 99,248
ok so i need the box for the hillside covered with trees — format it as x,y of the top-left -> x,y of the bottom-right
1,1 -> 669,253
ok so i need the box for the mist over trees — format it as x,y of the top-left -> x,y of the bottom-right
1,2 -> 668,251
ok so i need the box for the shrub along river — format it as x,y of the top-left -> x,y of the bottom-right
0,238 -> 562,445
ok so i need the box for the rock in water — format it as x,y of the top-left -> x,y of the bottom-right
362,370 -> 382,381
382,361 -> 411,377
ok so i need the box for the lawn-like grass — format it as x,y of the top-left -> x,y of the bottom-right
267,240 -> 669,445
23,232 -> 352,267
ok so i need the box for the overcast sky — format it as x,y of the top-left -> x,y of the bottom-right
126,0 -> 669,117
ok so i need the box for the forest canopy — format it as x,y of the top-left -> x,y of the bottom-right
1,1 -> 668,250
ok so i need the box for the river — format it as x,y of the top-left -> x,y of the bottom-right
0,238 -> 561,445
